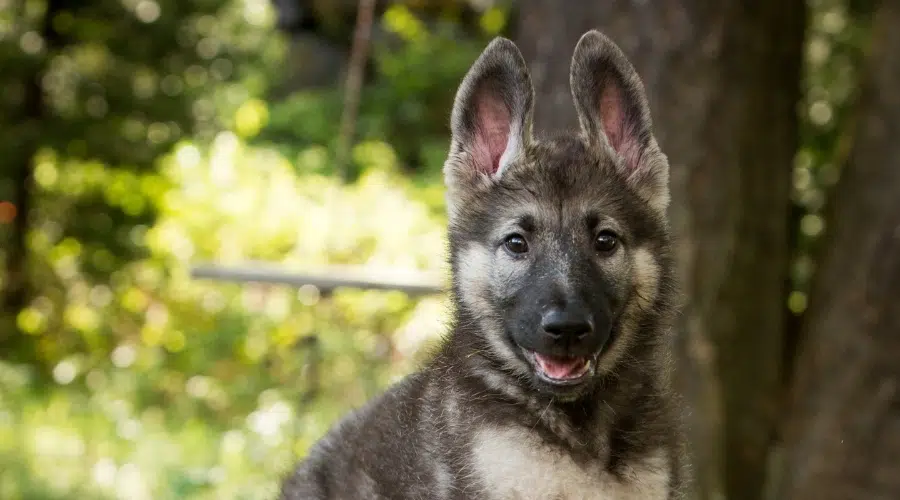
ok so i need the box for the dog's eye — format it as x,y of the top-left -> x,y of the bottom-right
594,231 -> 618,253
504,234 -> 529,255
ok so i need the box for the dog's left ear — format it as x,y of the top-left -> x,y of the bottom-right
570,30 -> 669,212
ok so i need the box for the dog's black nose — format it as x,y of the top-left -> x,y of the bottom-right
541,308 -> 594,340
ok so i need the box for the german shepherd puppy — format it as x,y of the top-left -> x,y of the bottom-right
280,30 -> 685,499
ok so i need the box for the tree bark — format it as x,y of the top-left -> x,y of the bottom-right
778,1 -> 900,498
2,0 -> 65,346
514,2 -> 805,499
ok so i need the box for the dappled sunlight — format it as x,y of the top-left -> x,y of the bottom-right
1,0 -> 480,496
2,128 -> 453,498
156,133 -> 449,272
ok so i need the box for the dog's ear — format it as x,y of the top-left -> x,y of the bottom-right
444,37 -> 534,199
570,30 -> 669,211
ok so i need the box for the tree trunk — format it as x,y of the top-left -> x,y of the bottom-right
777,2 -> 900,498
514,2 -> 806,499
1,0 -> 65,346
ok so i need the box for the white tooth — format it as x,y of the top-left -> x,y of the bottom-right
579,359 -> 591,375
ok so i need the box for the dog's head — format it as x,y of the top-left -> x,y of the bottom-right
444,31 -> 673,401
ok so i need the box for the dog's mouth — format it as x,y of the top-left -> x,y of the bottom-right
522,349 -> 597,386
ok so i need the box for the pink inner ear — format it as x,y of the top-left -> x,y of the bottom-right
472,93 -> 511,175
600,84 -> 642,173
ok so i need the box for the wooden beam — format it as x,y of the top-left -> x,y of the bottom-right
190,263 -> 446,296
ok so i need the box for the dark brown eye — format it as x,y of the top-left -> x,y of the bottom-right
504,234 -> 529,255
594,231 -> 618,253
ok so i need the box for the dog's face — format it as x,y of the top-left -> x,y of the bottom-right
444,32 -> 671,400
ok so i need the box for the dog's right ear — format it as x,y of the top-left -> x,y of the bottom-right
444,38 -> 534,201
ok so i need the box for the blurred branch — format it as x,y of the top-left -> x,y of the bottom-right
334,0 -> 377,180
190,263 -> 445,296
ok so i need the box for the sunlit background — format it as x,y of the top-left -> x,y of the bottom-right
0,0 -> 870,498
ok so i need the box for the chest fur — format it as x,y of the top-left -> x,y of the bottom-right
469,426 -> 670,500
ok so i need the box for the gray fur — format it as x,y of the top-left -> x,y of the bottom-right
280,30 -> 687,500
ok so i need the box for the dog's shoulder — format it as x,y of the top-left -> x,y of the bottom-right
281,374 -> 423,500
468,423 -> 674,500
280,371 -> 438,499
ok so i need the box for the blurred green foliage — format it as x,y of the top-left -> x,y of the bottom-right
0,0 -> 284,363
1,133 -> 451,498
787,0 -> 871,315
0,1 -> 498,498
257,3 -> 507,180
0,0 -> 868,498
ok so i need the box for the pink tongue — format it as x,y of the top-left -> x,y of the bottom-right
534,354 -> 587,380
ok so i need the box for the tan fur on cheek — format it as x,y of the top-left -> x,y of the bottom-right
456,243 -> 530,373
595,246 -> 661,375
456,243 -> 493,315
631,247 -> 661,312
